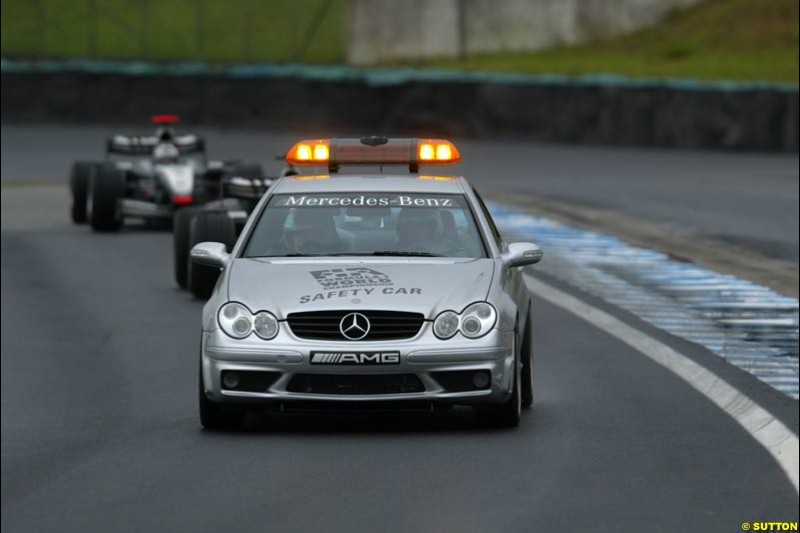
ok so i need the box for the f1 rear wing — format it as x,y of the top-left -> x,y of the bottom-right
106,134 -> 206,156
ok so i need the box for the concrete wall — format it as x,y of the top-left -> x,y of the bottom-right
347,0 -> 701,64
3,69 -> 796,152
347,1 -> 461,64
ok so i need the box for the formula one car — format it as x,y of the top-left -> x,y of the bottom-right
189,137 -> 544,429
68,115 -> 268,232
173,158 -> 298,298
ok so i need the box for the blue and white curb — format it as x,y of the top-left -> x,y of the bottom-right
488,202 -> 799,400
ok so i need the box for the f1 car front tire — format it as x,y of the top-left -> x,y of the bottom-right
69,161 -> 95,224
173,207 -> 203,288
88,165 -> 126,231
187,212 -> 237,299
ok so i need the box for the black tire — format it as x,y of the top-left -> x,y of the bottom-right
476,329 -> 522,428
521,307 -> 534,409
69,161 -> 94,224
187,212 -> 236,299
280,165 -> 299,177
199,360 -> 245,430
88,164 -> 126,231
173,207 -> 203,288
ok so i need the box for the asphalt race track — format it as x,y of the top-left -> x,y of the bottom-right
2,125 -> 798,532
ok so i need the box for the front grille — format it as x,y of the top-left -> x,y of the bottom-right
286,374 -> 425,395
286,310 -> 425,341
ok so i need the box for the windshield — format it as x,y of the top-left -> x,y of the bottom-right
244,193 -> 487,258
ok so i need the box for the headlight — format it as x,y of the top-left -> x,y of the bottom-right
218,302 -> 253,339
253,311 -> 279,340
433,303 -> 496,340
433,310 -> 459,339
459,302 -> 497,339
218,303 -> 280,340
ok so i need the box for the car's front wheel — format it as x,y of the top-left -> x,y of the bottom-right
199,362 -> 245,430
88,164 -> 126,231
187,212 -> 236,299
173,207 -> 203,288
521,307 -> 534,409
69,161 -> 95,224
476,333 -> 522,428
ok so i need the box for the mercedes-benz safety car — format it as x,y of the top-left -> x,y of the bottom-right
68,114 -> 270,233
190,137 -> 543,429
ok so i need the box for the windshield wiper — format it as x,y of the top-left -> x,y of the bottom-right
257,251 -> 445,258
368,251 -> 444,257
280,253 -> 338,257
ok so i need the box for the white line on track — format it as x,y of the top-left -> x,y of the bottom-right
526,274 -> 800,494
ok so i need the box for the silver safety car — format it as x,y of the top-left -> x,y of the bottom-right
191,137 -> 543,429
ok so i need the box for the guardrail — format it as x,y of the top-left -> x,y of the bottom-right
2,58 -> 797,152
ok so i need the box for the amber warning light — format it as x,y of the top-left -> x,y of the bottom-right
285,137 -> 461,171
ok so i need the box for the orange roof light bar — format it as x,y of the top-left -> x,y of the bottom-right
285,137 -> 460,171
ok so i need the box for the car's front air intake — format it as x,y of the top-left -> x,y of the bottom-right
286,374 -> 425,395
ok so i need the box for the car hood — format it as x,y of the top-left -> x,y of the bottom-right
226,258 -> 495,319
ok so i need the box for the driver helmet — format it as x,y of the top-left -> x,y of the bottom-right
153,142 -> 180,162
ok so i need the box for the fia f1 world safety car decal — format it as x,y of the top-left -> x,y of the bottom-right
299,267 -> 422,304
311,267 -> 393,289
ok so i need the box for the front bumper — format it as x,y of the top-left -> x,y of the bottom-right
201,323 -> 516,407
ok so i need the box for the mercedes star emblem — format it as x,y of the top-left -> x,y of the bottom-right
339,312 -> 370,340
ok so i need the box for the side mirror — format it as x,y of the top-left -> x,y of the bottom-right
502,242 -> 543,268
190,242 -> 231,269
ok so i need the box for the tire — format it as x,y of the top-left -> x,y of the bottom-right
199,359 -> 245,430
476,329 -> 522,428
280,165 -> 298,177
69,161 -> 94,224
187,212 -> 236,299
173,207 -> 203,288
521,307 -> 534,409
88,164 -> 126,231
